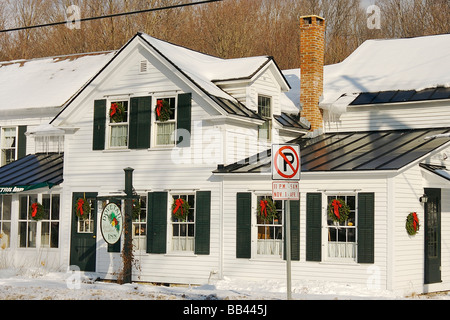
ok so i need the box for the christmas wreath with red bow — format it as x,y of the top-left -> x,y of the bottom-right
109,102 -> 126,123
75,198 -> 91,220
406,212 -> 420,236
172,198 -> 191,221
155,99 -> 172,122
30,202 -> 45,221
328,198 -> 350,223
258,198 -> 277,223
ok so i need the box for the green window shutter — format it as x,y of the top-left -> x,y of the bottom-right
236,192 -> 252,259
129,96 -> 151,149
93,99 -> 106,151
284,200 -> 300,261
17,126 -> 27,159
195,191 -> 211,255
176,93 -> 192,147
358,193 -> 375,264
147,192 -> 168,254
306,193 -> 322,262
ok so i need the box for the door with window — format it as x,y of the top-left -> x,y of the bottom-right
70,193 -> 98,272
424,188 -> 441,284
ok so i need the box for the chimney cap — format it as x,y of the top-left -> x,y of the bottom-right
300,15 -> 325,26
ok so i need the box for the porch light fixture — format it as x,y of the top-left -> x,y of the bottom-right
420,194 -> 428,203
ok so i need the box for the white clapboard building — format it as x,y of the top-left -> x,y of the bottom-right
1,16 -> 450,294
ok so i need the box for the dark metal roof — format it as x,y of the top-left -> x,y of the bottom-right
274,113 -> 310,131
0,153 -> 63,193
350,87 -> 450,106
209,95 -> 262,120
214,128 -> 450,174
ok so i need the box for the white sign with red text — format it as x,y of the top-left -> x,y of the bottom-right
272,181 -> 299,200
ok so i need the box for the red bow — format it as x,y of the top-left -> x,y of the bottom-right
156,100 -> 163,117
173,198 -> 185,216
31,203 -> 38,217
260,200 -> 268,217
110,103 -> 119,117
331,200 -> 342,219
412,212 -> 419,231
77,198 -> 85,216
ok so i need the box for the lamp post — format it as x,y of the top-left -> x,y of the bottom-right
122,167 -> 134,284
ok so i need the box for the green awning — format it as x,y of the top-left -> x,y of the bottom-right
0,153 -> 63,194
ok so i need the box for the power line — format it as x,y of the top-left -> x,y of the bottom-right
0,0 -> 223,34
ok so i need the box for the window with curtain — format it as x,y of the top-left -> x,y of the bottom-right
155,97 -> 176,147
256,195 -> 283,258
170,194 -> 195,252
326,195 -> 357,261
109,101 -> 129,148
1,127 -> 17,166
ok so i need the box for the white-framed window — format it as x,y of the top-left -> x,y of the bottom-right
257,95 -> 272,141
154,97 -> 176,147
41,194 -> 60,248
77,198 -> 95,234
132,195 -> 147,251
1,127 -> 17,166
325,194 -> 357,262
256,195 -> 283,258
170,194 -> 195,252
18,194 -> 61,249
0,195 -> 12,249
18,194 -> 38,248
108,100 -> 129,148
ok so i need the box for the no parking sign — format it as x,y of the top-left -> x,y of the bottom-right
272,144 -> 301,181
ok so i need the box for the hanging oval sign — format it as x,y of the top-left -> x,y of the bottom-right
100,203 -> 123,245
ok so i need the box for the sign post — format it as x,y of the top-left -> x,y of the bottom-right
272,144 -> 301,300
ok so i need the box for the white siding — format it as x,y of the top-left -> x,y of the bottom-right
324,100 -> 450,132
392,166 -> 424,293
221,173 -> 390,290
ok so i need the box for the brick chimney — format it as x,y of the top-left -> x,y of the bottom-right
300,15 -> 325,133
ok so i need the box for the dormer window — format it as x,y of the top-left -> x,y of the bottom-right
258,95 -> 272,141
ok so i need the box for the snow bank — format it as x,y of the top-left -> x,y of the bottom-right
0,268 -> 445,300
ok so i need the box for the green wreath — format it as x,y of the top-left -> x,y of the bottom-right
30,202 -> 45,221
132,199 -> 141,220
172,198 -> 191,221
258,198 -> 277,223
75,198 -> 91,220
406,212 -> 420,236
328,198 -> 350,223
155,99 -> 173,122
109,102 -> 126,123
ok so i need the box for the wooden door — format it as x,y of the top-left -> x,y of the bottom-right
70,193 -> 98,272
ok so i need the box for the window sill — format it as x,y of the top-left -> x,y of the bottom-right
149,146 -> 176,151
103,148 -> 131,153
164,252 -> 197,258
319,260 -> 359,266
250,256 -> 284,263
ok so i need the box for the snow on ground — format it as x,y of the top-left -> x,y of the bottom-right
0,268 -> 448,301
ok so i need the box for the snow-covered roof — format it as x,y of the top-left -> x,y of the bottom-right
0,51 -> 115,111
282,34 -> 450,113
139,33 -> 273,101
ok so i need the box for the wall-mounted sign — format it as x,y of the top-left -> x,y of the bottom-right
100,203 -> 123,245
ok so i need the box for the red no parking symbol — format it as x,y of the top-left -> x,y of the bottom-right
272,145 -> 301,180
